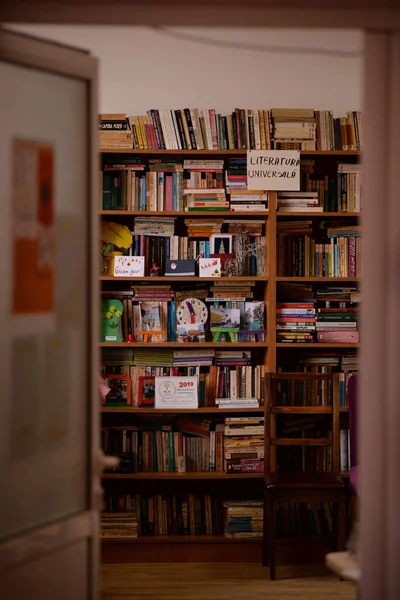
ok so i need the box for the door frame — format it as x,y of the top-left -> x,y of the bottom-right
0,27 -> 99,599
2,7 -> 400,600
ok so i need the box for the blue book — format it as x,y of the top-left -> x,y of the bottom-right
334,243 -> 339,276
141,175 -> 146,211
205,241 -> 210,258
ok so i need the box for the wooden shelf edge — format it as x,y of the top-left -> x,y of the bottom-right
271,438 -> 332,446
271,406 -> 332,414
277,211 -> 360,218
276,277 -> 360,282
100,276 -> 268,282
100,342 -> 268,348
100,149 -> 361,156
99,210 -> 270,217
101,472 -> 263,480
276,342 -> 360,349
101,534 -> 262,544
101,407 -> 264,414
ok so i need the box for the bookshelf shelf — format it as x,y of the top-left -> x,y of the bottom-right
100,149 -> 361,157
100,342 -> 268,348
271,438 -> 332,447
277,212 -> 360,218
339,407 -> 349,413
276,343 -> 360,349
276,277 -> 360,283
340,472 -> 350,478
99,210 -> 269,217
100,276 -> 268,282
101,472 -> 263,480
102,534 -> 261,545
101,407 -> 264,414
271,406 -> 332,414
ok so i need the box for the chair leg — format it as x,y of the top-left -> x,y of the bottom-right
262,488 -> 268,567
267,493 -> 276,580
337,494 -> 346,551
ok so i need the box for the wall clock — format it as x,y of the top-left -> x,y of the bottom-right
176,298 -> 208,325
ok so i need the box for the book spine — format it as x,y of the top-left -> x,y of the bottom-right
184,108 -> 197,149
317,331 -> 359,342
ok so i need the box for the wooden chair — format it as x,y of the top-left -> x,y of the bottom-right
263,373 -> 346,580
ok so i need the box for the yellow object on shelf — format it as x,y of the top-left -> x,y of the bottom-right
108,251 -> 123,275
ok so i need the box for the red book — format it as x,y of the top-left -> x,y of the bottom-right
240,459 -> 264,473
317,331 -> 359,343
276,303 -> 315,308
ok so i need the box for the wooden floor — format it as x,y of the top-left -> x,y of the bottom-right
101,563 -> 357,599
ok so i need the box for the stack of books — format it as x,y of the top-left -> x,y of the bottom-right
223,416 -> 264,473
229,191 -> 268,212
277,191 -> 322,212
225,158 -> 247,192
271,108 -> 317,151
276,302 -> 316,344
224,500 -> 263,538
183,160 -> 224,190
172,349 -> 215,367
100,512 -> 138,539
99,113 -> 133,150
146,161 -> 184,211
316,304 -> 359,344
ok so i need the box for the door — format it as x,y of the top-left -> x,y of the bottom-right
0,29 -> 100,600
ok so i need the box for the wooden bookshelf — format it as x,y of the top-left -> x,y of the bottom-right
100,146 -> 360,562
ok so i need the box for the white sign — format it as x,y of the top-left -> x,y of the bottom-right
155,376 -> 198,409
113,255 -> 145,277
247,150 -> 300,191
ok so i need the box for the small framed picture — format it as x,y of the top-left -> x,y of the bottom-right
138,376 -> 156,406
103,374 -> 131,405
210,234 -> 232,255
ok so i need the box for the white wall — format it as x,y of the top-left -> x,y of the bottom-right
9,26 -> 363,116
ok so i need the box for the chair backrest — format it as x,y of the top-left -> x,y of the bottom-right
348,373 -> 358,468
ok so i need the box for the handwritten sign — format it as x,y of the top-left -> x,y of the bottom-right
199,257 -> 221,278
155,376 -> 198,409
247,150 -> 300,191
114,255 -> 144,277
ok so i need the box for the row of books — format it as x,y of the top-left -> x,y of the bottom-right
99,109 -> 363,152
277,222 -> 361,277
101,297 -> 266,344
101,156 -> 360,214
101,363 -> 265,408
101,417 -> 264,475
275,502 -> 334,538
100,495 -> 334,539
102,493 -> 266,538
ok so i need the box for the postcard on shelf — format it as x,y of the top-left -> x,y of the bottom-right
199,257 -> 221,278
210,306 -> 241,329
210,234 -> 233,255
177,323 -> 206,343
138,375 -> 155,406
102,374 -> 131,405
165,259 -> 196,276
155,376 -> 198,409
113,255 -> 145,277
101,298 -> 124,342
